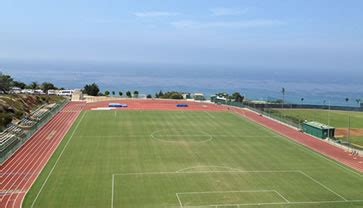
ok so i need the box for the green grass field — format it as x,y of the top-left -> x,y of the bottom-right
23,110 -> 363,208
272,109 -> 363,146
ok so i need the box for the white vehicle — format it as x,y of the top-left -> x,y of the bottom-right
57,90 -> 74,96
34,89 -> 45,95
21,89 -> 34,94
47,89 -> 57,95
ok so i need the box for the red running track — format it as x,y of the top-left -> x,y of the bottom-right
84,99 -> 226,111
0,102 -> 85,208
233,108 -> 363,173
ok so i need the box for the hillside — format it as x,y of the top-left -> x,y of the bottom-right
0,94 -> 65,130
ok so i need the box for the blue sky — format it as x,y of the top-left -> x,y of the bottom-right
1,0 -> 363,70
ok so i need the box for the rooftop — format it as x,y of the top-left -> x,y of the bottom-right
304,121 -> 335,129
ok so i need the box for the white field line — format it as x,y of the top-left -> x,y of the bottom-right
176,166 -> 243,173
298,170 -> 347,201
111,174 -> 115,208
30,111 -> 87,208
111,170 -> 358,207
14,113 -> 78,208
1,111 -> 71,204
176,190 -> 288,207
273,190 -> 290,203
232,110 -> 363,177
177,190 -> 276,195
176,193 -> 184,208
183,199 -> 363,207
113,170 -> 300,176
75,135 -> 278,138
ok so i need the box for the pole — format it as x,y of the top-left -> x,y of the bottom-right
348,115 -> 351,146
328,100 -> 331,138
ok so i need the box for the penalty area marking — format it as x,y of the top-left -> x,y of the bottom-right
176,190 -> 290,207
111,169 -> 353,208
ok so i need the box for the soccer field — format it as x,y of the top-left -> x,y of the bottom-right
272,109 -> 363,146
23,110 -> 363,208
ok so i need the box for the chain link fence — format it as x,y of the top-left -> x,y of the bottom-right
216,100 -> 363,151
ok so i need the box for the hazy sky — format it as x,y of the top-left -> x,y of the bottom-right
1,0 -> 363,70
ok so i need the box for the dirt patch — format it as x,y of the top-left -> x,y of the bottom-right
335,128 -> 363,137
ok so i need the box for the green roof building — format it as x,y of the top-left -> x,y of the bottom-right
302,121 -> 335,139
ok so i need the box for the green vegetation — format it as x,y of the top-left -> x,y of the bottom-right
155,90 -> 184,99
126,91 -> 132,98
82,83 -> 100,96
273,109 -> 363,146
24,110 -> 363,208
0,94 -> 65,130
215,92 -> 245,102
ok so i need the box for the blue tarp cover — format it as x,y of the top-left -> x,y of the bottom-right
109,103 -> 128,107
176,104 -> 188,107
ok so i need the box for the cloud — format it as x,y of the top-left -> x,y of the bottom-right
133,11 -> 179,17
210,7 -> 248,16
171,20 -> 286,29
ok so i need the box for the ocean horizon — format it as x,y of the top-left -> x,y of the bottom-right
2,59 -> 363,107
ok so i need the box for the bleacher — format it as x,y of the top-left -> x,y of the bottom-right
1,100 -> 67,163
0,124 -> 25,157
30,109 -> 49,121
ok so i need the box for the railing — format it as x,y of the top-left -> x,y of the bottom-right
0,99 -> 68,164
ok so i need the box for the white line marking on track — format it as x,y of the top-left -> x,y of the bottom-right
30,111 -> 87,208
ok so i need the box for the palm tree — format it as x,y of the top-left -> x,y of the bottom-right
281,87 -> 285,108
118,91 -> 123,97
356,99 -> 361,106
29,82 -> 38,90
345,98 -> 349,104
300,97 -> 304,105
112,91 -> 115,96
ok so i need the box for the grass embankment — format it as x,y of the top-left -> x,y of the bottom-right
0,94 -> 65,130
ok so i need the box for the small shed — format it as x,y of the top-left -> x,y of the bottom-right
302,121 -> 335,139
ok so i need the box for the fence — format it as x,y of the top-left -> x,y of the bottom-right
216,100 -> 363,151
0,99 -> 68,164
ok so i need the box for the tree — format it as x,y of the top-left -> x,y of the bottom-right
345,98 -> 349,103
0,73 -> 13,93
112,91 -> 115,96
29,82 -> 39,90
158,90 -> 164,98
356,99 -> 361,106
281,87 -> 286,108
160,91 -> 183,99
133,91 -> 139,98
147,94 -> 152,99
104,90 -> 110,96
126,91 -> 132,98
41,82 -> 56,93
300,97 -> 304,105
231,92 -> 244,102
118,91 -> 123,96
12,81 -> 27,89
82,83 -> 100,96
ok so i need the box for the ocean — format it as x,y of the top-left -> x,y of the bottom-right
2,59 -> 363,107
